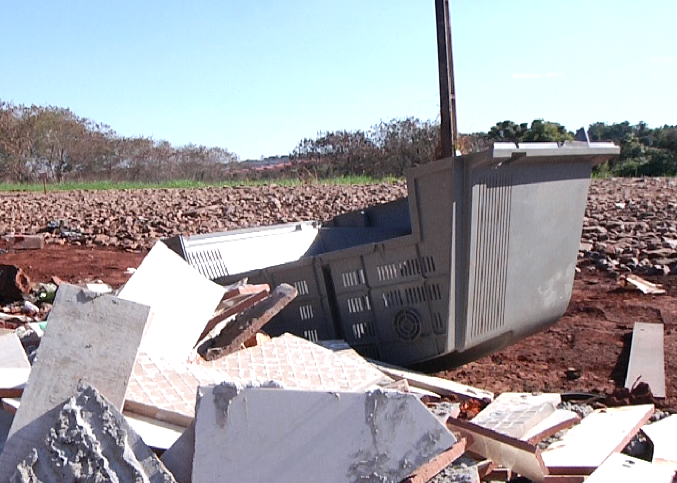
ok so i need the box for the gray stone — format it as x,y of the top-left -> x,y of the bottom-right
193,383 -> 456,483
0,284 -> 152,482
10,382 -> 176,483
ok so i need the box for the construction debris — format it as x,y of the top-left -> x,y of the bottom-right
1,234 -> 44,251
541,404 -> 655,476
192,383 -> 456,483
625,322 -> 666,398
0,333 -> 30,398
0,235 -> 673,483
619,273 -> 666,295
0,284 -> 152,479
118,241 -> 225,362
10,382 -> 176,483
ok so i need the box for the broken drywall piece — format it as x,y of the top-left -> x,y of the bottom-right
625,322 -> 666,398
471,392 -> 560,439
402,439 -> 468,483
193,384 -> 456,483
371,361 -> 494,402
446,417 -> 548,482
584,452 -> 675,483
119,241 -> 225,361
642,414 -> 677,469
10,381 -> 176,483
0,284 -> 152,482
620,274 -> 666,295
522,409 -> 581,445
0,332 -> 31,398
541,404 -> 655,475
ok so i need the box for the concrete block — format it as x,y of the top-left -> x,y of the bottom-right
0,284 -> 152,481
3,235 -> 44,251
10,382 -> 176,483
471,392 -> 560,439
0,333 -> 30,398
193,383 -> 456,483
119,241 -> 225,362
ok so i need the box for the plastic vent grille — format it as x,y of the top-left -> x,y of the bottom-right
376,256 -> 437,282
351,321 -> 375,340
347,295 -> 371,314
299,304 -> 314,321
382,283 -> 442,308
303,329 -> 319,342
468,172 -> 512,341
294,280 -> 309,296
341,269 -> 365,288
185,248 -> 230,280
393,308 -> 422,341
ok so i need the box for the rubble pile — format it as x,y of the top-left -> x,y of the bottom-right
0,178 -> 676,278
0,241 -> 674,482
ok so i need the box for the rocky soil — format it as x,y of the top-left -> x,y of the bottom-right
1,178 -> 676,275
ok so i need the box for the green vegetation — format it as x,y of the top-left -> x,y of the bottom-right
0,175 -> 399,192
1,99 -> 675,186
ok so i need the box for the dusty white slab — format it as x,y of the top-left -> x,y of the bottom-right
585,453 -> 675,483
625,322 -> 665,398
0,284 -> 152,482
541,404 -> 654,475
161,421 -> 195,483
124,412 -> 184,451
642,415 -> 677,469
522,409 -> 581,444
9,382 -> 176,483
193,384 -> 456,483
119,241 -> 225,361
472,392 -> 560,439
0,332 -> 30,397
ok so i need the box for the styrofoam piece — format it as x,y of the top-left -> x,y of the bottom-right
193,383 -> 456,483
0,284 -> 152,481
119,241 -> 225,361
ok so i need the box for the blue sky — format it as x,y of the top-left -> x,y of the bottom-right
1,1 -> 675,159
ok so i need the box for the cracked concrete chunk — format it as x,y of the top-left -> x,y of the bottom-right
193,384 -> 456,483
10,382 -> 176,483
0,284 -> 152,482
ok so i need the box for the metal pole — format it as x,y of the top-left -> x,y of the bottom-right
435,0 -> 457,158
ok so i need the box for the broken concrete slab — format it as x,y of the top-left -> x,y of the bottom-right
3,234 -> 44,251
522,409 -> 581,445
625,322 -> 666,398
0,265 -> 30,302
541,404 -> 655,476
9,381 -> 176,483
119,241 -> 225,362
0,408 -> 12,456
641,414 -> 677,469
0,333 -> 31,398
446,417 -> 548,482
124,412 -> 184,452
203,283 -> 297,360
193,383 -> 456,483
161,421 -> 195,483
584,452 -> 675,483
471,392 -> 560,439
0,284 -> 152,480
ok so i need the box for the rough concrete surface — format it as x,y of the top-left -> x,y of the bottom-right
0,284 -> 152,481
118,241 -> 225,362
10,382 -> 176,483
193,383 -> 456,483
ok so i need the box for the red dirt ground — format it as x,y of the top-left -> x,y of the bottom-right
2,245 -> 675,409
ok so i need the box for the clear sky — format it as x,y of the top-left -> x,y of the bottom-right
1,1 -> 675,159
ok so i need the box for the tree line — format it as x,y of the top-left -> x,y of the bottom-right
1,99 -> 675,183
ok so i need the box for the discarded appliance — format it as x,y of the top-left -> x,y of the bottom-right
165,141 -> 620,368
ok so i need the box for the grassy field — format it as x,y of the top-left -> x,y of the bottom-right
0,175 -> 401,192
